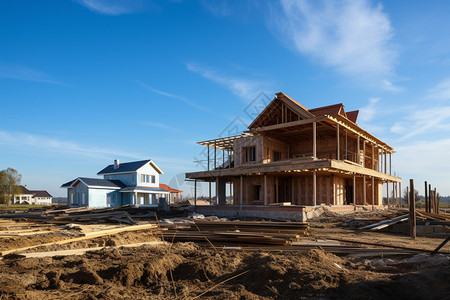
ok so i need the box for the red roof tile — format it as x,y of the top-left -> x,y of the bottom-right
159,184 -> 183,193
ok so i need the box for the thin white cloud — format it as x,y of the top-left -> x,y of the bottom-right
0,130 -> 143,159
74,0 -> 146,15
186,63 -> 270,101
426,78 -> 450,101
137,81 -> 211,112
358,97 -> 380,123
391,105 -> 450,141
202,0 -> 232,17
0,63 -> 67,85
274,0 -> 399,91
141,121 -> 182,133
395,138 -> 450,194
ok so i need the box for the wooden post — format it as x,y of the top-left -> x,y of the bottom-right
194,179 -> 197,212
313,171 -> 317,206
214,140 -> 217,169
353,175 -> 356,205
345,129 -> 348,160
409,179 -> 416,239
209,182 -> 211,203
357,136 -> 360,163
386,181 -> 389,207
424,181 -> 428,213
371,176 -> 375,210
264,174 -> 268,206
437,192 -> 440,214
276,177 -> 279,203
363,140 -> 366,167
429,184 -> 432,213
372,143 -> 375,170
434,188 -> 437,214
363,175 -> 366,205
229,181 -> 232,204
313,122 -> 317,159
240,175 -> 243,210
337,124 -> 340,160
207,146 -> 210,171
393,182 -> 396,207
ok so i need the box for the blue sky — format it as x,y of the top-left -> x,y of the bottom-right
1,0 -> 450,197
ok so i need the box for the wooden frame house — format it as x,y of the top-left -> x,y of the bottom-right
186,92 -> 401,215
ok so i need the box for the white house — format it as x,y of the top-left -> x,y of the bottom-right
30,190 -> 53,205
61,159 -> 171,208
14,186 -> 53,205
14,186 -> 34,204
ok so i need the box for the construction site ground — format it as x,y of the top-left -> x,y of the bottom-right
0,207 -> 449,299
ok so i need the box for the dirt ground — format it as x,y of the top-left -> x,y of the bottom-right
0,209 -> 449,299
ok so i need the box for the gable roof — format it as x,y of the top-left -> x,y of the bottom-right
248,92 -> 315,129
30,190 -> 52,198
346,110 -> 359,123
159,183 -> 183,193
309,103 -> 346,118
61,177 -> 126,189
17,185 -> 33,195
61,179 -> 77,188
97,159 -> 163,175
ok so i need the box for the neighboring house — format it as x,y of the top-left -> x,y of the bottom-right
14,185 -> 34,204
159,184 -> 183,204
29,190 -> 53,205
14,185 -> 53,205
61,159 -> 170,208
186,92 -> 401,209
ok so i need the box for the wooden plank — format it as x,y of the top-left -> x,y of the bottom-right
21,241 -> 165,258
0,223 -> 158,256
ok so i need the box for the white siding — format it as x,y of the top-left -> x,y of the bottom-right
136,162 -> 160,187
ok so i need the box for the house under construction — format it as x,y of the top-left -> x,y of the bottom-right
186,92 -> 402,219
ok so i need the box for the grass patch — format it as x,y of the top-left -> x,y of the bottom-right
0,204 -> 47,211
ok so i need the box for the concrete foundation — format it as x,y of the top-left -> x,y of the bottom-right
195,204 -> 383,221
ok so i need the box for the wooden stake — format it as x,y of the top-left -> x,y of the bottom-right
425,181 -> 428,213
409,179 -> 416,239
437,192 -> 440,214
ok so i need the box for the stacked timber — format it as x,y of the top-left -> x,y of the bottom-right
160,220 -> 309,245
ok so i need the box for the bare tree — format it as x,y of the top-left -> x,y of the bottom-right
0,168 -> 22,205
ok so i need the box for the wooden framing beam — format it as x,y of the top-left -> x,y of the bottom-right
363,175 -> 366,205
264,174 -> 268,205
313,122 -> 317,159
313,171 -> 317,206
337,123 -> 340,160
353,175 -> 356,205
372,176 -> 375,210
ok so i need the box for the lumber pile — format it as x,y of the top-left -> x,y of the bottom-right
0,206 -> 141,225
160,220 -> 309,245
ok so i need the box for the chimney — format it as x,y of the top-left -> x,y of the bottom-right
114,159 -> 119,169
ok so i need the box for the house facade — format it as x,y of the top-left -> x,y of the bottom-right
186,92 -> 402,212
159,184 -> 183,204
61,159 -> 171,208
14,185 -> 53,205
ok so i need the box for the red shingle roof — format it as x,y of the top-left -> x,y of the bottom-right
309,103 -> 345,117
346,110 -> 359,123
159,184 -> 182,193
